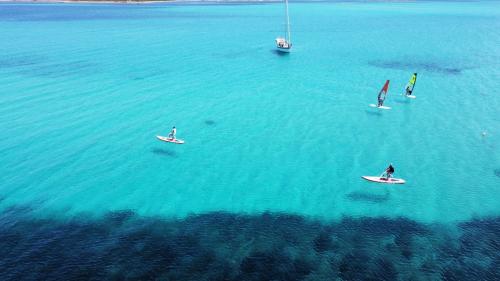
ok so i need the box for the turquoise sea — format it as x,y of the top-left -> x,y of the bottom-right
0,1 -> 499,280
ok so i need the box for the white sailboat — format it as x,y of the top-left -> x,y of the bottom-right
275,0 -> 291,52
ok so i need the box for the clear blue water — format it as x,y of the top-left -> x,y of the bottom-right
0,2 -> 499,280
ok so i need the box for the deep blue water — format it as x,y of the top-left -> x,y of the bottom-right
0,1 -> 499,280
1,207 -> 499,280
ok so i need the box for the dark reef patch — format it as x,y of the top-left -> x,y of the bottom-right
0,209 -> 498,281
16,60 -> 97,78
338,251 -> 371,280
204,120 -> 216,126
494,169 -> 500,178
151,148 -> 178,158
346,191 -> 389,203
103,210 -> 135,226
313,230 -> 334,253
338,216 -> 429,237
238,251 -> 312,281
0,54 -> 96,78
369,60 -> 467,75
0,54 -> 45,69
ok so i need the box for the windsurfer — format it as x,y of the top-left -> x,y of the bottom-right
405,73 -> 417,96
376,80 -> 389,107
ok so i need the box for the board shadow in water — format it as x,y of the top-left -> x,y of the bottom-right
393,98 -> 411,104
0,207 -> 498,281
151,148 -> 177,158
271,49 -> 290,57
204,120 -> 216,126
365,110 -> 382,117
346,191 -> 390,203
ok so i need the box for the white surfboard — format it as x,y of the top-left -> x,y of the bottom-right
369,104 -> 391,110
157,135 -> 185,144
405,95 -> 416,99
362,176 -> 405,184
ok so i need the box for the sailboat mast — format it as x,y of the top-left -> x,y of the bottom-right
285,0 -> 291,43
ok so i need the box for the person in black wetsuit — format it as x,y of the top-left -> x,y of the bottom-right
167,126 -> 176,140
377,95 -> 384,107
385,163 -> 395,179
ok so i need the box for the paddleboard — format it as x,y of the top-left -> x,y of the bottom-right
362,176 -> 405,184
405,95 -> 416,99
157,135 -> 185,144
369,104 -> 391,110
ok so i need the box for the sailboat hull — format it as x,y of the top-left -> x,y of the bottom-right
276,46 -> 291,52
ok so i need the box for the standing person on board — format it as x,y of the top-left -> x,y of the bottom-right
384,163 -> 395,179
168,126 -> 176,140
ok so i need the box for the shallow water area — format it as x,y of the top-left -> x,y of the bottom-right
1,2 -> 500,280
0,1 -> 499,224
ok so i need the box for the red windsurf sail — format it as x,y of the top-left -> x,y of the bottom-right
377,80 -> 390,105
